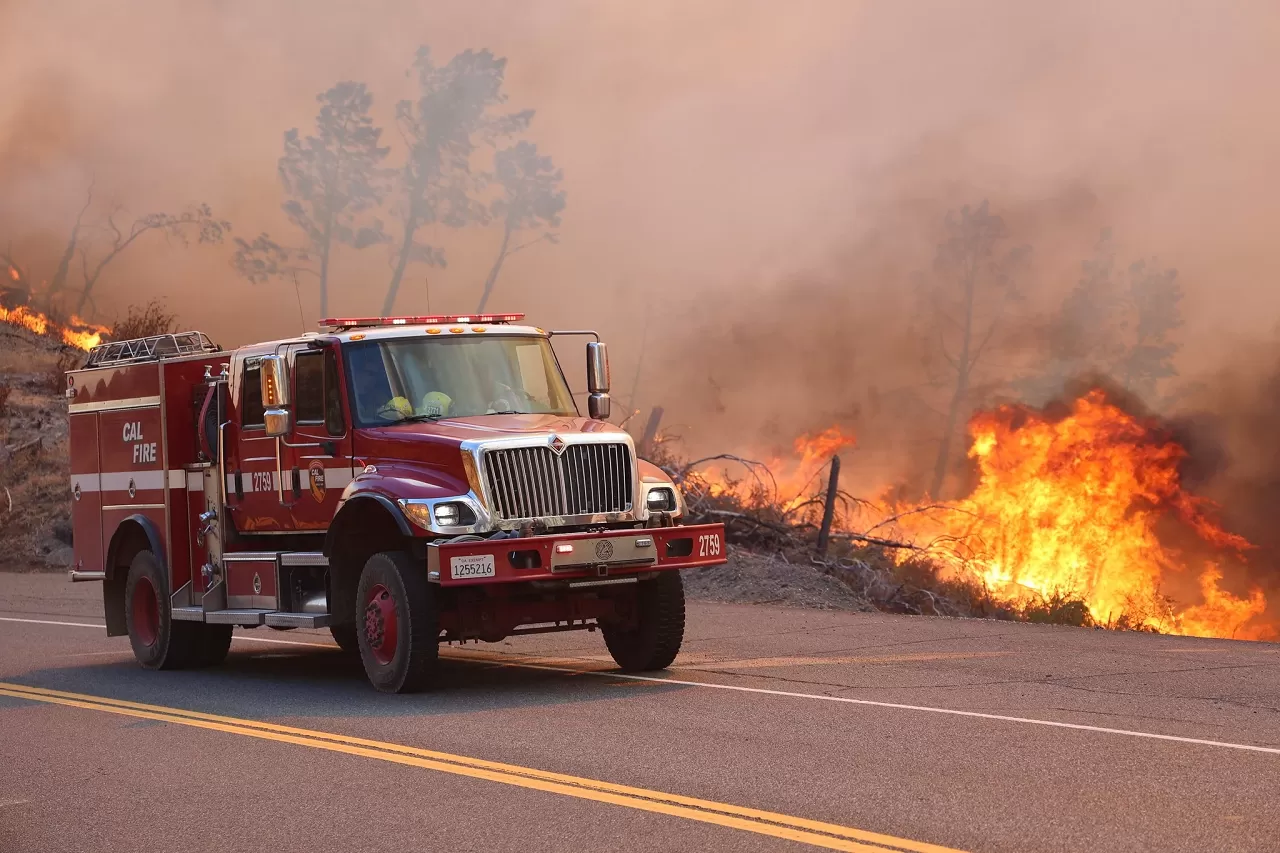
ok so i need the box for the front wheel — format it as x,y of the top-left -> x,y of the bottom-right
355,551 -> 439,693
602,571 -> 686,671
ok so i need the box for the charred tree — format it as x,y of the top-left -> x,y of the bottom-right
476,141 -> 564,312
922,200 -> 1028,499
237,82 -> 389,318
75,204 -> 229,317
383,47 -> 531,315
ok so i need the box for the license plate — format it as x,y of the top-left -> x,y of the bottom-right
450,554 -> 496,580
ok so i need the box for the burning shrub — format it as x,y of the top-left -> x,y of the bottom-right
661,384 -> 1275,640
886,389 -> 1271,639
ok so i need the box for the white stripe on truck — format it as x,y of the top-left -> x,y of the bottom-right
73,469 -> 195,494
71,466 -> 354,496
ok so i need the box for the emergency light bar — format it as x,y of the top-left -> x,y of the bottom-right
320,314 -> 525,330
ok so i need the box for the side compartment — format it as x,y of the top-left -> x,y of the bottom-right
69,412 -> 103,574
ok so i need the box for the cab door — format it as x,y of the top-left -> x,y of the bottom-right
281,346 -> 353,530
226,355 -> 291,533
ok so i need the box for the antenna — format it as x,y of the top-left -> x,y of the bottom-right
291,272 -> 306,335
423,273 -> 431,315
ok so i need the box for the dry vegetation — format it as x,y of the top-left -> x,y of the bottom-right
108,299 -> 177,342
0,325 -> 76,569
0,300 -> 178,570
648,437 -> 1100,626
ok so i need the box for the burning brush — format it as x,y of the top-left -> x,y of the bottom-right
676,389 -> 1274,641
0,266 -> 109,352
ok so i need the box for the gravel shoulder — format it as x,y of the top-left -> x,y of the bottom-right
681,546 -> 875,611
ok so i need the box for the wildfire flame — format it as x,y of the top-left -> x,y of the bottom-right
692,426 -> 856,513
896,391 -> 1271,639
0,304 -> 108,351
703,390 -> 1272,641
61,315 -> 108,350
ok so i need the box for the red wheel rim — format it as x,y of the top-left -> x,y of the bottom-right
131,576 -> 159,646
363,583 -> 398,665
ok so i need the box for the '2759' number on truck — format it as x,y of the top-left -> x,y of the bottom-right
698,532 -> 722,557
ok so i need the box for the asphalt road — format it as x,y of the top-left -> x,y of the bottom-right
1,571 -> 1278,853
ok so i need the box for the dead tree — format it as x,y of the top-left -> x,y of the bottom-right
922,200 -> 1028,498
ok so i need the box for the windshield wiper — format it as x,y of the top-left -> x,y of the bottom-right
391,413 -> 445,424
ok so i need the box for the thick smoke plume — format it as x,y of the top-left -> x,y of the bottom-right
3,1 -> 1279,498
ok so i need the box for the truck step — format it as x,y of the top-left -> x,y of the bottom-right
171,608 -> 332,628
264,612 -> 331,629
205,609 -> 270,626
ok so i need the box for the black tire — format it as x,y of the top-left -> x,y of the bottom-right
329,623 -> 359,654
355,551 -> 439,693
195,624 -> 234,667
124,550 -> 200,670
602,571 -> 686,671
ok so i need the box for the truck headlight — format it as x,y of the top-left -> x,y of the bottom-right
645,487 -> 677,512
401,500 -> 476,531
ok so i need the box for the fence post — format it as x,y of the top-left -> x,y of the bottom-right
816,455 -> 841,556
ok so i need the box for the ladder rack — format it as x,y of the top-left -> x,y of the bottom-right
85,331 -> 221,368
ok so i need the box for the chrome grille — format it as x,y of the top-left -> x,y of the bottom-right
482,443 -> 634,521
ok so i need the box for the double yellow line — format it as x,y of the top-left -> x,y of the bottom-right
0,681 -> 963,853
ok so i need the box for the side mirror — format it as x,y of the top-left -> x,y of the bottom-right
260,354 -> 292,437
586,341 -> 611,420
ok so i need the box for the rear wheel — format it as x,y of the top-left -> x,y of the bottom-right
355,551 -> 439,693
602,571 -> 686,671
125,550 -> 200,670
329,623 -> 359,654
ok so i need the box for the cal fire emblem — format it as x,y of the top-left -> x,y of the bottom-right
308,461 -> 327,503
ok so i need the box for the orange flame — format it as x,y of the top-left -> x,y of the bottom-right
61,315 -> 107,350
891,390 -> 1271,639
0,305 -> 108,351
711,391 -> 1272,641
0,304 -> 48,336
691,426 -> 856,515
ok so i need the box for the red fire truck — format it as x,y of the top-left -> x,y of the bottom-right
67,314 -> 726,692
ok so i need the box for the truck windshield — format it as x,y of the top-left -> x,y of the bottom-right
343,335 -> 577,424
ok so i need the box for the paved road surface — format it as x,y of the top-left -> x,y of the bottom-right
1,570 -> 1277,852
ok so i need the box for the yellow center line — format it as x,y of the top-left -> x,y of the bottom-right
0,681 -> 964,853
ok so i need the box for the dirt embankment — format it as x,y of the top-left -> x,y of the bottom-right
0,326 -> 74,570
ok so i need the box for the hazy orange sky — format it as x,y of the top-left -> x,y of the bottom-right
3,1 -> 1279,458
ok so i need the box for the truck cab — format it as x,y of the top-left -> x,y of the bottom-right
69,314 -> 726,692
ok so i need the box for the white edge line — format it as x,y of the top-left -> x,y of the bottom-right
2,615 -> 1277,756
0,617 -> 327,648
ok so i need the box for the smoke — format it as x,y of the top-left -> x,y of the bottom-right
3,1 -> 1280,457
1174,342 -> 1280,607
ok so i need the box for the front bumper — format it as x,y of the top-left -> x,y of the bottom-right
426,523 -> 727,587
